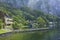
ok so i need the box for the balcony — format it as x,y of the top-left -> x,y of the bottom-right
5,17 -> 13,25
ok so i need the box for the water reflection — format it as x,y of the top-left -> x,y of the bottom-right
43,23 -> 60,40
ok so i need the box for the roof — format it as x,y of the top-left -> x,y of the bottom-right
4,14 -> 11,18
0,11 -> 11,18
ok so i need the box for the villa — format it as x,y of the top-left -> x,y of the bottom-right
0,11 -> 13,30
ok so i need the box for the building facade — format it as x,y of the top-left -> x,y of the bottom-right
0,11 -> 13,30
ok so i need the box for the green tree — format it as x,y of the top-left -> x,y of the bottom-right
0,19 -> 3,29
36,17 -> 46,28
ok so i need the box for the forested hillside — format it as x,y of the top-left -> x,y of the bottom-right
0,0 -> 60,16
0,3 -> 59,29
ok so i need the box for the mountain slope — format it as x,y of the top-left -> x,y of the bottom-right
0,0 -> 60,16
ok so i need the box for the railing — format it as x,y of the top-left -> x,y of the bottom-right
13,27 -> 52,33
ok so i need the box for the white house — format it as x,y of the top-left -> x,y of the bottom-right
0,11 -> 13,30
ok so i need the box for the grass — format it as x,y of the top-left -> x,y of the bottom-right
0,29 -> 10,34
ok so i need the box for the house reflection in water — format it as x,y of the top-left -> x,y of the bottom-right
0,11 -> 13,30
49,22 -> 57,28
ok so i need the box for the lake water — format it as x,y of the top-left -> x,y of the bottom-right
42,24 -> 60,40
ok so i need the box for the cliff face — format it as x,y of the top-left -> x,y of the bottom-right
28,0 -> 60,16
0,0 -> 60,16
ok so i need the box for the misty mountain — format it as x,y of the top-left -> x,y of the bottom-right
28,0 -> 60,16
0,0 -> 60,16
